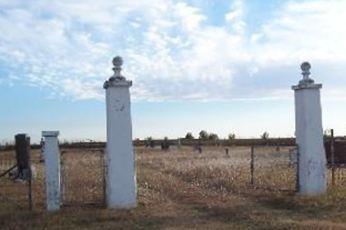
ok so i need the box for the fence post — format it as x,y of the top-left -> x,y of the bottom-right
101,149 -> 106,206
14,134 -> 31,180
296,145 -> 300,192
14,134 -> 32,210
28,174 -> 32,210
331,129 -> 335,187
60,150 -> 66,207
42,131 -> 60,212
250,146 -> 254,186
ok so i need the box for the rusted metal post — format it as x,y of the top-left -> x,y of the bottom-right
28,173 -> 32,210
331,129 -> 335,186
60,150 -> 66,206
296,146 -> 300,192
15,134 -> 32,210
250,146 -> 255,186
15,134 -> 31,180
101,149 -> 106,206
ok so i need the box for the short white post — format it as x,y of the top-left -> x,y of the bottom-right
292,62 -> 327,195
103,56 -> 136,208
42,131 -> 61,211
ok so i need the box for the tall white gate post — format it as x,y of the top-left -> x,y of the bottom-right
292,62 -> 327,195
103,56 -> 136,208
42,131 -> 61,211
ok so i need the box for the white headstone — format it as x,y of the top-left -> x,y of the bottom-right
104,56 -> 137,208
42,131 -> 61,211
292,62 -> 327,195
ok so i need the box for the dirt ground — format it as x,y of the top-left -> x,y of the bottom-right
1,146 -> 346,229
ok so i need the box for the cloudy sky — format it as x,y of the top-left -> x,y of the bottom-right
1,0 -> 346,142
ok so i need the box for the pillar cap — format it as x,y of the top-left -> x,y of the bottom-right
104,56 -> 132,89
15,133 -> 29,138
292,62 -> 322,90
42,131 -> 60,137
292,83 -> 322,90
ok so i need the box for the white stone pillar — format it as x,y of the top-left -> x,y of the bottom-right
103,56 -> 136,209
292,62 -> 327,195
42,131 -> 61,211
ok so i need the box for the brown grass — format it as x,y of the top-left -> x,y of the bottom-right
1,146 -> 346,229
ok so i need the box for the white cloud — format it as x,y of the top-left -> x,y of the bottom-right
225,0 -> 245,36
174,2 -> 207,31
254,0 -> 346,64
0,0 -> 346,101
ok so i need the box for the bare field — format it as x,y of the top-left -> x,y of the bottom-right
1,146 -> 346,229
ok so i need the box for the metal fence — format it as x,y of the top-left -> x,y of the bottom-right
1,145 -> 345,211
327,164 -> 346,186
250,145 -> 346,191
0,150 -> 34,209
249,145 -> 298,192
1,148 -> 106,210
61,149 -> 106,207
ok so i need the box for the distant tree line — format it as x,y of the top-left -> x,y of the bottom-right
184,130 -> 270,141
185,130 -> 223,141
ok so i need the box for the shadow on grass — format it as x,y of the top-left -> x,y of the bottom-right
240,187 -> 346,221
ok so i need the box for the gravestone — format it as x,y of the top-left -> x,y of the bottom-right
104,56 -> 136,209
292,62 -> 327,195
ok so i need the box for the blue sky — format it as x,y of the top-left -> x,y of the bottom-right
1,0 -> 346,143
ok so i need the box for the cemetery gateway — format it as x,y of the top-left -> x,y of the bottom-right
39,57 -> 328,210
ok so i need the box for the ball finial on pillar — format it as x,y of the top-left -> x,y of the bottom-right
300,61 -> 314,85
301,61 -> 311,72
104,56 -> 131,89
112,56 -> 123,77
113,56 -> 123,66
111,56 -> 125,81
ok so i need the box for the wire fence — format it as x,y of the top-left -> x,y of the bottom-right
0,150 -> 34,210
327,165 -> 346,186
248,146 -> 298,192
0,148 -> 106,210
0,145 -> 345,210
61,149 -> 106,207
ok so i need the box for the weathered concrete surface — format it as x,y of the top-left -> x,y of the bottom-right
104,57 -> 136,209
42,131 -> 61,211
292,62 -> 327,195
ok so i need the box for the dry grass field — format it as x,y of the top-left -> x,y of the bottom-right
1,146 -> 346,229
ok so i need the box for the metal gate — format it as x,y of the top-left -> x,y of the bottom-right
61,149 -> 106,207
